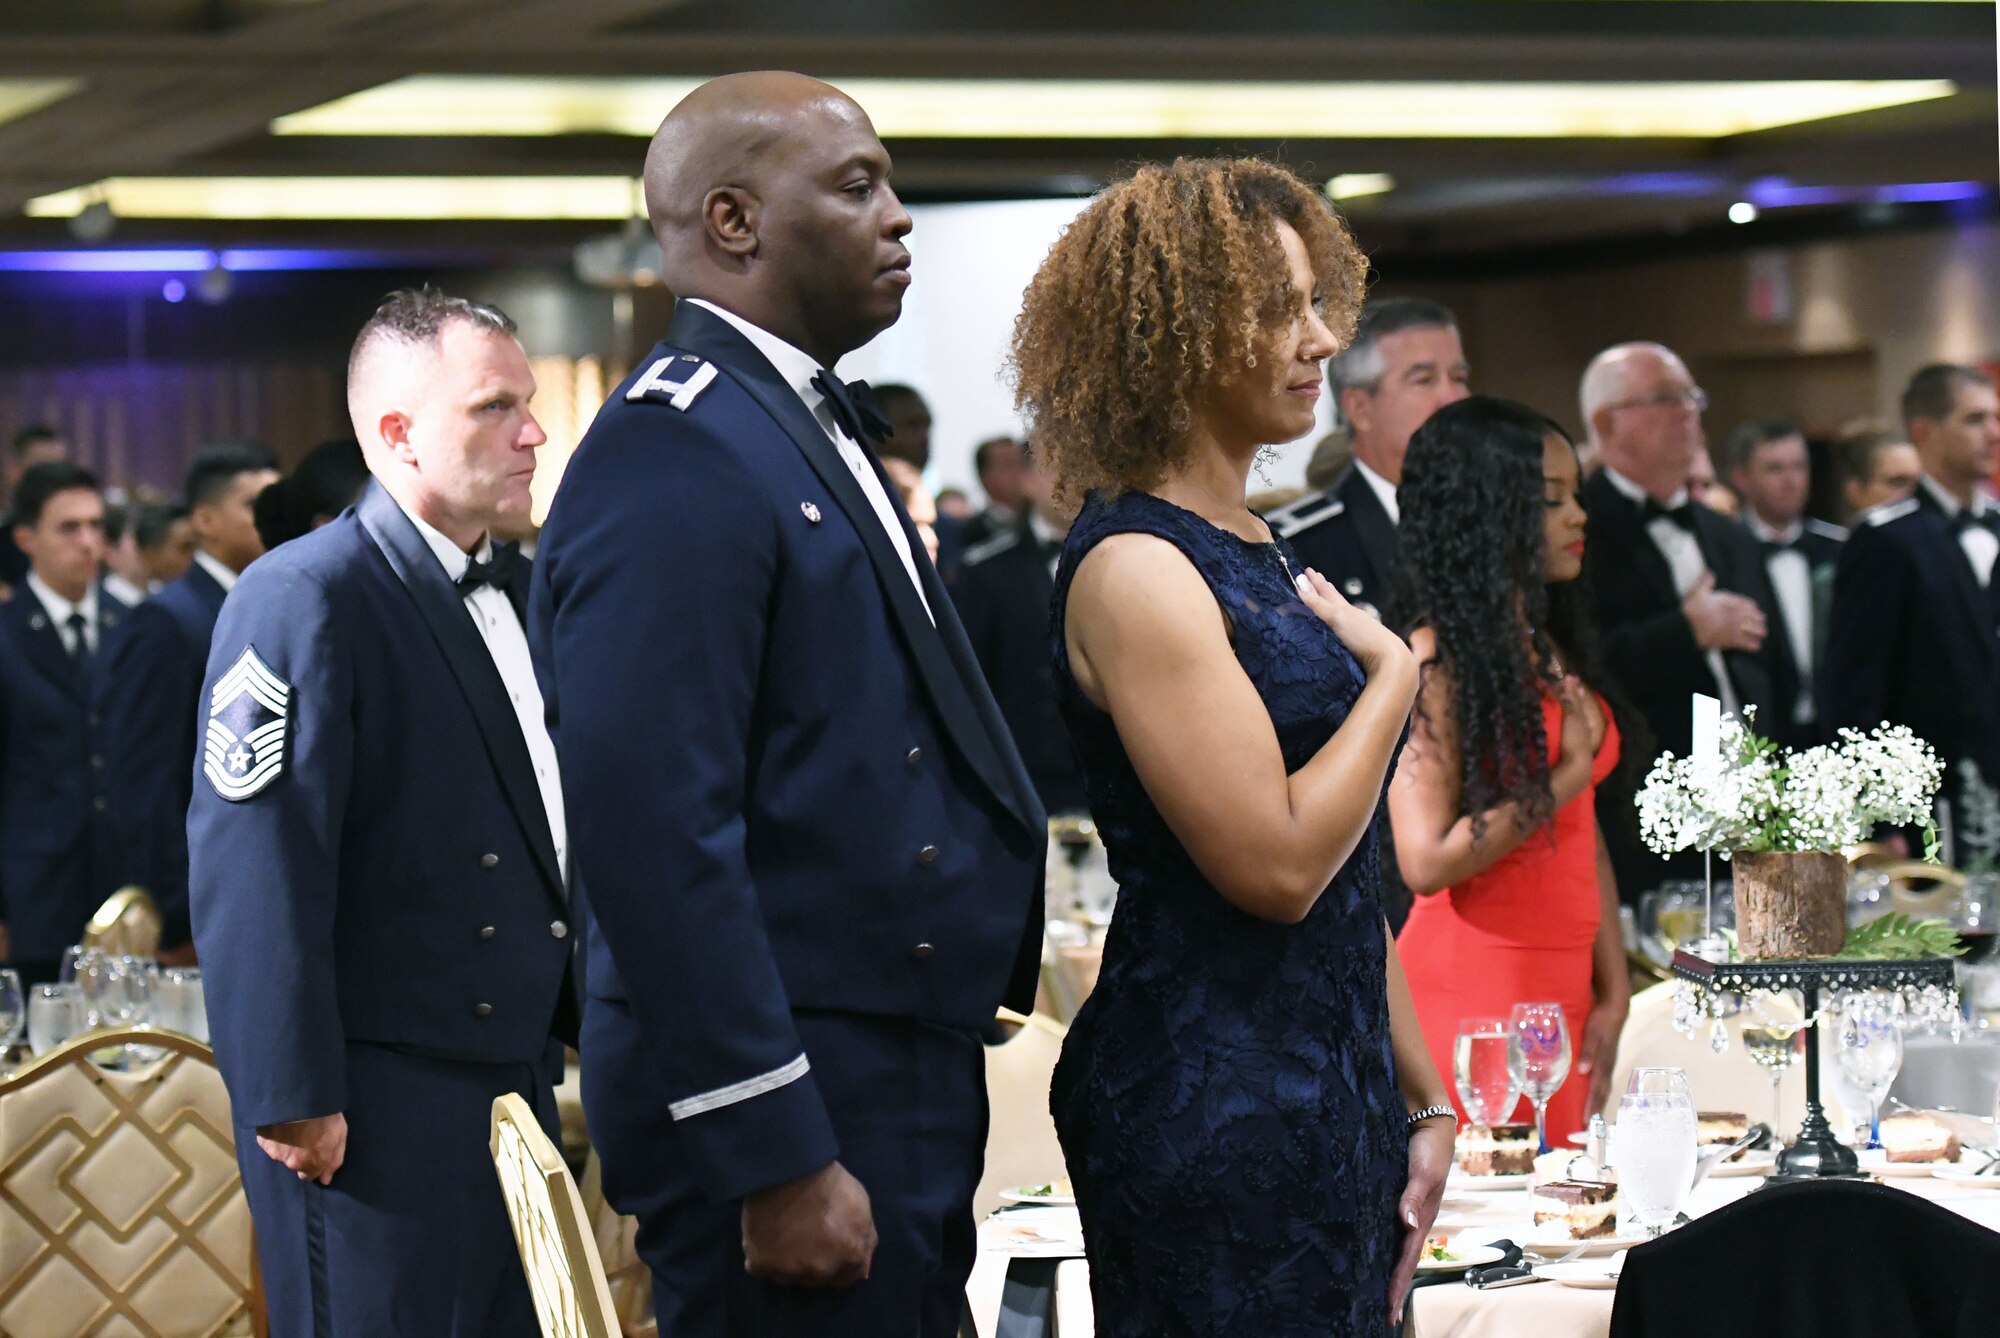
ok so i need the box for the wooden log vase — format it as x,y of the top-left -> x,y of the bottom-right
1733,851 -> 1849,959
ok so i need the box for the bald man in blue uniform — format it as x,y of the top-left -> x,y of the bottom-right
531,73 -> 1044,1337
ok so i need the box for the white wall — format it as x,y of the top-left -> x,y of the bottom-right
844,197 -> 1332,498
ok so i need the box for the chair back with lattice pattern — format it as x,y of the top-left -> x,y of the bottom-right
490,1092 -> 620,1338
80,887 -> 164,960
0,1028 -> 258,1337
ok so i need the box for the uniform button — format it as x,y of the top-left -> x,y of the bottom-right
912,943 -> 935,960
480,853 -> 500,869
905,747 -> 923,767
87,713 -> 100,728
550,921 -> 568,940
90,755 -> 104,770
473,1003 -> 493,1018
916,844 -> 939,866
93,797 -> 107,812
479,926 -> 496,940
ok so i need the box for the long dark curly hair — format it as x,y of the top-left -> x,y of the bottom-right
1394,395 -> 1626,840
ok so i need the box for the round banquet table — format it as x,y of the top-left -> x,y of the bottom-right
1409,1169 -> 2000,1338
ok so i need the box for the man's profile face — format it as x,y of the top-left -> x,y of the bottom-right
759,98 -> 914,350
1343,324 -> 1469,483
196,471 -> 280,574
405,322 -> 546,529
1928,380 -> 2000,484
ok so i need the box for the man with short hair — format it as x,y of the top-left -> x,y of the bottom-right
1725,419 -> 1846,745
531,72 -> 1042,1337
1578,342 -> 1787,900
873,382 -> 933,470
0,425 -> 71,589
0,463 -> 128,983
1837,424 -> 1924,519
100,501 -> 152,607
135,502 -> 197,587
1266,296 -> 1471,617
1823,364 -> 2000,857
960,434 -> 1028,548
99,442 -> 278,960
190,289 -> 577,1336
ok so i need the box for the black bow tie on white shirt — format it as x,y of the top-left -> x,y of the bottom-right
1950,505 -> 1998,535
1643,497 -> 1698,532
1759,533 -> 1804,558
810,370 -> 894,446
456,542 -> 524,597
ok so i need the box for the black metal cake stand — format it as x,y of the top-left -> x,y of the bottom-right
1672,950 -> 1959,1183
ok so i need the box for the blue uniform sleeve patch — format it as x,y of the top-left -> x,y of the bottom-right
627,354 -> 719,411
204,646 -> 292,801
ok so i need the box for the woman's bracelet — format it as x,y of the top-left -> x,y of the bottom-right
1406,1103 -> 1456,1130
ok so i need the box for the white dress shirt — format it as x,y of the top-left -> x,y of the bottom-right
192,548 -> 239,593
687,298 -> 934,623
401,503 -> 569,883
1919,474 -> 2000,588
102,571 -> 148,609
1746,512 -> 1816,726
1603,464 -> 1740,716
1353,457 -> 1400,526
25,573 -> 101,656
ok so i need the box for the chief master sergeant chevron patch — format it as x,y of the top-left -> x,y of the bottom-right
204,646 -> 292,801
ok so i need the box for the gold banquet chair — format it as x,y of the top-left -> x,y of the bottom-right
490,1092 -> 621,1338
0,1029 -> 261,1338
80,886 -> 164,961
1877,859 -> 1968,918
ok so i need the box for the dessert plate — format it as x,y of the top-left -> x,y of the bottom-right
1536,1258 -> 1625,1289
1522,1231 -> 1648,1257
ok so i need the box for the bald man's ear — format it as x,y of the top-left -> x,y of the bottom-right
703,185 -> 759,261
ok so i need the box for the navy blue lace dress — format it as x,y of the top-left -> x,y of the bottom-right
1047,491 -> 1407,1337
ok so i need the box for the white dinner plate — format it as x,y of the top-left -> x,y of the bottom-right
1536,1258 -> 1625,1289
1930,1163 -> 2000,1188
1417,1244 -> 1506,1274
999,1186 -> 1076,1207
1522,1230 -> 1649,1257
1709,1150 -> 1779,1178
1448,1171 -> 1532,1192
1857,1150 -> 1950,1178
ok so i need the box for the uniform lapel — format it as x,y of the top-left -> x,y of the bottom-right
1334,466 -> 1397,597
1584,472 -> 1681,607
1908,490 -> 2000,675
356,483 -> 564,897
6,592 -> 80,699
663,303 -> 1041,833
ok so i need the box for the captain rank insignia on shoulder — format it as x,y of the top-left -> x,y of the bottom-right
627,353 -> 718,411
204,646 -> 292,801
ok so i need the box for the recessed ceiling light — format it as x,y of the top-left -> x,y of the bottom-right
1728,201 -> 1760,224
1327,174 -> 1395,201
0,77 -> 82,128
270,76 -> 1959,141
25,177 -> 642,222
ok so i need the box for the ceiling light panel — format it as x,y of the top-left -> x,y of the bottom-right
25,176 -> 642,221
272,76 -> 1958,141
0,78 -> 83,127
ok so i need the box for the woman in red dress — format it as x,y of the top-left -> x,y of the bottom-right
1389,397 -> 1633,1145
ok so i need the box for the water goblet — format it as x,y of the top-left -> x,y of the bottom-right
1740,1021 -> 1803,1142
27,983 -> 83,1056
1453,1018 -> 1518,1131
155,967 -> 208,1042
1508,1002 -> 1572,1154
0,969 -> 21,1075
1616,1067 -> 1698,1238
1836,994 -> 1905,1150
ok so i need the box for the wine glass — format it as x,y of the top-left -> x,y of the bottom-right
0,969 -> 22,1075
1508,1002 -> 1572,1154
1616,1067 -> 1698,1238
1453,1018 -> 1518,1130
1740,1021 -> 1803,1142
155,967 -> 207,1042
27,983 -> 83,1056
1836,995 -> 1905,1150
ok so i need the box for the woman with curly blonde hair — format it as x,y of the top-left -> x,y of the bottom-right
1014,157 -> 1454,1334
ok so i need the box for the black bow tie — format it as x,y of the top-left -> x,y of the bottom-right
1951,506 -> 1998,535
811,371 -> 894,446
1759,533 -> 1804,557
456,542 -> 524,597
1644,497 -> 1698,532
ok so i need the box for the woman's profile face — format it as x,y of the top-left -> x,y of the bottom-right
1540,431 -> 1588,584
1202,219 -> 1341,450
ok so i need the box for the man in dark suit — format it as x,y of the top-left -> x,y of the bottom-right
959,434 -> 1027,549
1823,364 -> 2000,860
190,289 -> 576,1336
1265,296 -> 1470,618
530,73 -> 1044,1337
1725,418 -> 1847,746
99,442 -> 277,961
0,463 -> 129,984
953,443 -> 1085,813
1577,342 -> 1788,900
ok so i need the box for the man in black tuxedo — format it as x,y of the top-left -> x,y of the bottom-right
1265,296 -> 1469,619
1578,342 -> 1788,901
1725,418 -> 1846,747
1823,364 -> 2000,860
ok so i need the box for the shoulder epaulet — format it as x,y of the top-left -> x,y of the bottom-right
626,353 -> 718,411
1265,489 -> 1345,539
1864,497 -> 1919,527
962,529 -> 1022,567
1804,517 -> 1849,541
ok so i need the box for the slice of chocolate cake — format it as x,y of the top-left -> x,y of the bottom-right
1530,1179 -> 1619,1240
1455,1122 -> 1536,1176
